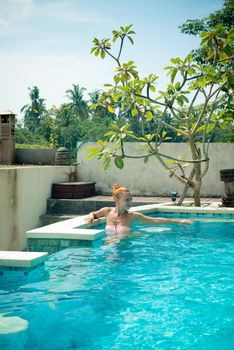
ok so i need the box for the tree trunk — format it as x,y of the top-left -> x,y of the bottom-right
188,138 -> 202,207
177,167 -> 195,206
193,178 -> 201,206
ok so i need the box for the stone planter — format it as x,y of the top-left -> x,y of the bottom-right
220,169 -> 234,207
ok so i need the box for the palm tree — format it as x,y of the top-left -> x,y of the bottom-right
21,86 -> 47,132
66,84 -> 88,120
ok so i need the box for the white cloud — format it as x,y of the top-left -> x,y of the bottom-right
0,0 -> 33,20
0,0 -> 33,35
0,0 -> 106,36
34,1 -> 104,23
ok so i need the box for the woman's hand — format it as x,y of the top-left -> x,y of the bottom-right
84,212 -> 95,223
178,219 -> 193,225
84,207 -> 110,223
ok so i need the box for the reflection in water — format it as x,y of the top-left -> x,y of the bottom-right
102,226 -> 172,247
103,230 -> 143,246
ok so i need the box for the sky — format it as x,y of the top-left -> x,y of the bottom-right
0,0 -> 224,119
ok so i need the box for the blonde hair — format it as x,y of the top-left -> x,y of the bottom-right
112,183 -> 130,198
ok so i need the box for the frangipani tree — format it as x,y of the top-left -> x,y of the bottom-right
87,24 -> 234,206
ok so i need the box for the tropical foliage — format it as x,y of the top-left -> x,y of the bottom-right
87,23 -> 234,206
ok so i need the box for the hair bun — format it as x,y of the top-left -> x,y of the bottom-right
112,183 -> 120,190
112,183 -> 121,196
112,183 -> 130,197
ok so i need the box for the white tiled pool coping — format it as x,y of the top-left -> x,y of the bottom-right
26,202 -> 234,241
131,202 -> 234,214
26,219 -> 105,240
0,251 -> 48,268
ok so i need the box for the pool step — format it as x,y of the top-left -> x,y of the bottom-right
0,251 -> 48,283
39,214 -> 83,226
46,197 -> 158,215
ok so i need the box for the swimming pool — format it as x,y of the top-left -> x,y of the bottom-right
1,213 -> 234,349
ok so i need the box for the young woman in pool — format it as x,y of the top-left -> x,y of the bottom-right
84,183 -> 193,233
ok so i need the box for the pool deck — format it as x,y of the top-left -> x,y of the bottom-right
79,195 -> 222,204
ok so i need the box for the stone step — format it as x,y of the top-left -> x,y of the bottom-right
46,197 -> 158,215
39,214 -> 82,226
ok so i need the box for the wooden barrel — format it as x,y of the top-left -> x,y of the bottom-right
52,182 -> 96,199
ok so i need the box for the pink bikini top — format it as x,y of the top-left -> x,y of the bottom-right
105,224 -> 131,234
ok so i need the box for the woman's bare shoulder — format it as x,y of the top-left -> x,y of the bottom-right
104,207 -> 115,214
128,211 -> 142,221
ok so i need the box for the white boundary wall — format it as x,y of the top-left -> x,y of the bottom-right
0,166 -> 71,250
77,142 -> 234,197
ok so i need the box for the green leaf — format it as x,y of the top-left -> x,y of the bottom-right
100,50 -> 105,59
127,134 -> 141,140
145,111 -> 153,121
171,69 -> 177,83
131,108 -> 138,117
144,156 -> 149,164
103,157 -> 111,171
164,65 -> 174,70
107,105 -> 115,113
94,48 -> 100,56
181,95 -> 189,103
196,124 -> 206,133
113,35 -> 119,43
170,57 -> 180,64
196,77 -> 207,88
166,159 -> 176,164
127,36 -> 134,45
115,156 -> 124,169
86,146 -> 100,153
206,124 -> 215,133
104,131 -> 116,137
97,139 -> 107,147
176,96 -> 184,107
86,146 -> 100,159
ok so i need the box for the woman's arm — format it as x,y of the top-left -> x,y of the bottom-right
132,212 -> 193,225
84,207 -> 111,223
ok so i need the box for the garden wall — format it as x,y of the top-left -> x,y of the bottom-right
76,142 -> 234,197
15,148 -> 56,165
0,166 -> 71,251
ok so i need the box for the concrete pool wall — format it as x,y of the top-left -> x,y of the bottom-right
0,166 -> 71,251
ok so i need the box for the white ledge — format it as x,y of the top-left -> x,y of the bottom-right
0,251 -> 48,268
27,228 -> 104,240
129,203 -> 234,214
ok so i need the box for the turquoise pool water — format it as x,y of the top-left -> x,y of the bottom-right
0,213 -> 234,349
